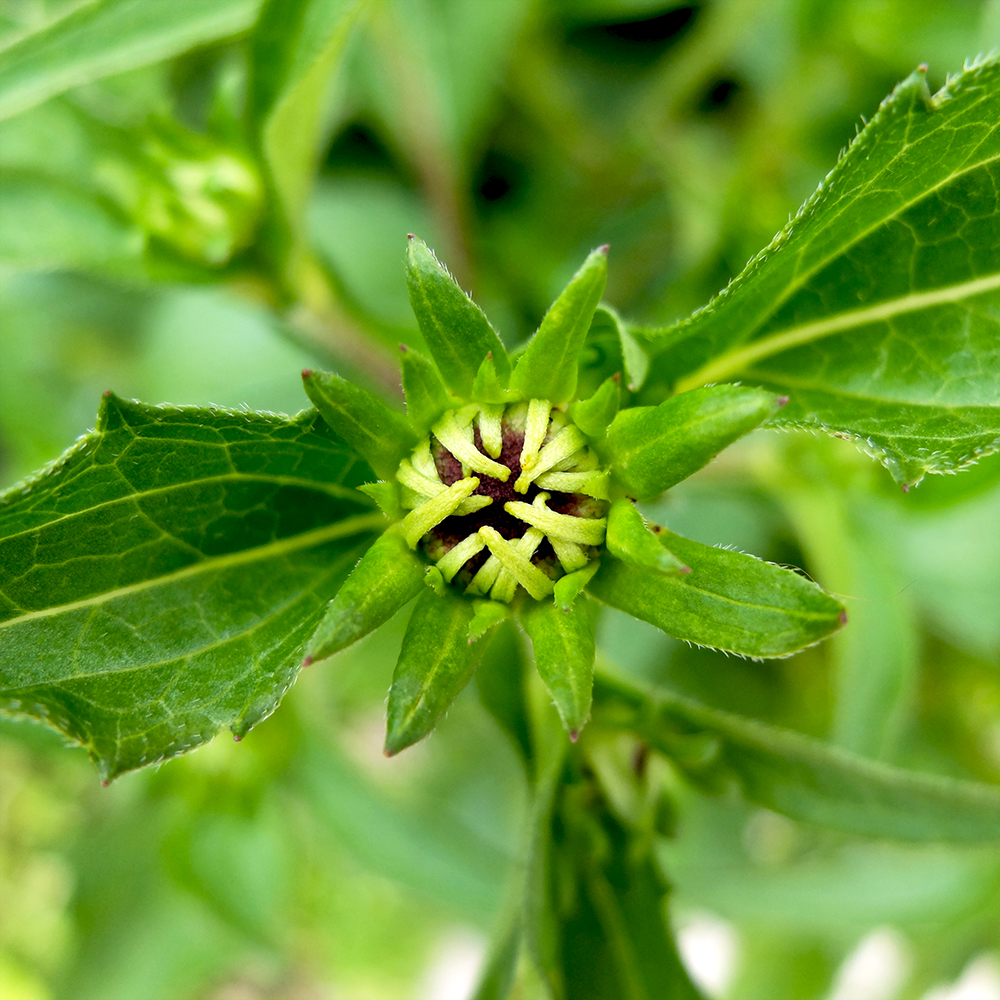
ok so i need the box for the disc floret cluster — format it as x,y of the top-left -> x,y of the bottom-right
298,236 -> 845,755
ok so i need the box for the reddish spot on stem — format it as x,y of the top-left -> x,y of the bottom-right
776,395 -> 789,407
839,610 -> 849,625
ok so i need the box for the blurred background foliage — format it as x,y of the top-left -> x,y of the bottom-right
0,0 -> 999,998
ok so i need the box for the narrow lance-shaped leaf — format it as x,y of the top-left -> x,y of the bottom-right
0,395 -> 382,780
302,368 -> 415,478
519,598 -> 596,739
511,246 -> 609,404
644,60 -> 1000,485
249,0 -> 365,234
385,589 -> 477,755
0,0 -> 263,122
604,385 -> 783,500
406,235 -> 511,397
400,345 -> 453,434
588,529 -> 845,658
595,669 -> 1000,843
569,375 -> 620,439
304,528 -> 424,664
605,498 -> 688,576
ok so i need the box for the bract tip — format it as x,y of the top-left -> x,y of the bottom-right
101,779 -> 110,787
233,734 -> 242,742
103,389 -> 112,397
918,63 -> 928,73
679,565 -> 692,574
776,395 -> 789,407
598,244 -> 610,255
900,483 -> 910,493
302,656 -> 313,668
569,730 -> 580,743
302,369 -> 312,379
839,610 -> 848,625
407,233 -> 415,240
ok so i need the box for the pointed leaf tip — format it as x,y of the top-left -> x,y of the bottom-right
839,610 -> 849,625
233,734 -> 242,742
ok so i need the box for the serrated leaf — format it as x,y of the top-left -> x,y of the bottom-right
0,0 -> 262,122
405,235 -> 510,398
384,588 -> 476,755
519,598 -> 596,739
304,528 -> 423,664
249,0 -> 364,236
605,498 -> 688,575
302,368 -> 415,478
588,529 -> 845,658
400,345 -> 453,434
510,246 -> 608,404
647,61 -> 1000,485
0,395 -> 381,779
605,385 -> 782,501
596,669 -> 1000,842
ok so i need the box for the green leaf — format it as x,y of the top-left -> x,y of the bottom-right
384,588 -> 476,755
510,246 -> 609,404
553,562 -> 600,612
604,385 -> 783,501
400,345 -> 453,434
0,174 -> 144,273
596,669 -> 1000,842
570,375 -> 620,439
249,0 -> 364,235
304,528 -> 423,664
519,598 -> 596,739
472,353 -> 522,404
588,529 -> 845,658
605,498 -> 689,576
649,61 -> 1000,485
405,235 -> 511,398
302,368 -> 415,478
0,395 -> 381,780
0,0 -> 262,122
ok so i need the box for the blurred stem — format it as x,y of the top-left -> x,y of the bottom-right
371,3 -> 475,290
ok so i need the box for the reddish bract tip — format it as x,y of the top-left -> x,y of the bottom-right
598,244 -> 610,255
613,371 -> 621,382
487,351 -> 493,360
406,233 -> 415,240
569,730 -> 580,743
776,395 -> 789,407
918,63 -> 928,73
302,369 -> 312,379
839,610 -> 849,625
900,483 -> 910,493
101,780 -> 110,787
103,389 -> 112,397
383,747 -> 396,758
233,734 -> 242,742
399,343 -> 408,352
302,656 -> 313,668
679,565 -> 692,574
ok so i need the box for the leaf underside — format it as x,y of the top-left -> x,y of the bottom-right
643,59 -> 1000,484
0,394 -> 380,779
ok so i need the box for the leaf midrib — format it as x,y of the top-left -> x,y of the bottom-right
0,471 -> 370,545
0,511 -> 385,631
677,270 -> 1000,392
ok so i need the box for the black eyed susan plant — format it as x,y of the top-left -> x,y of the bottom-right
2,52 -> 1000,999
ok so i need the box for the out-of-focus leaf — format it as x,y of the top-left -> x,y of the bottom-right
384,588 -> 476,755
648,61 -> 1000,485
305,528 -> 422,664
249,0 -> 365,234
0,0 -> 263,121
0,395 -> 381,779
597,669 -> 1000,842
604,385 -> 782,501
302,368 -> 415,478
519,597 -> 596,739
589,529 -> 845,659
510,246 -> 608,404
0,175 -> 144,272
405,235 -> 510,397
